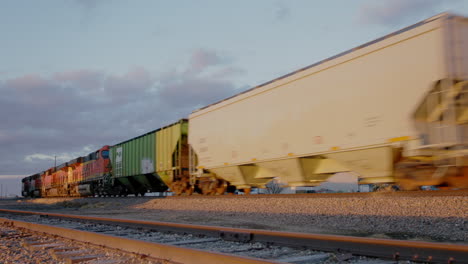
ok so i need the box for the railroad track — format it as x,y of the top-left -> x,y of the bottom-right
1,209 -> 467,264
19,189 -> 468,200
166,189 -> 468,199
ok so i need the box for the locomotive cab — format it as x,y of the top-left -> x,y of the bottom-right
21,176 -> 31,197
78,145 -> 112,196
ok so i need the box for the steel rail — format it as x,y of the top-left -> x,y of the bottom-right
0,217 -> 280,264
1,209 -> 467,263
166,189 -> 468,199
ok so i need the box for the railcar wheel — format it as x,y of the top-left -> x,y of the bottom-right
394,158 -> 434,191
184,186 -> 194,195
198,180 -> 214,195
198,178 -> 227,195
445,166 -> 468,189
171,177 -> 193,196
226,185 -> 236,194
215,180 -> 227,195
170,181 -> 183,196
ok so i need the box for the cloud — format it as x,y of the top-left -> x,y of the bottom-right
0,49 -> 245,175
103,67 -> 155,103
186,48 -> 228,75
0,131 -> 10,142
6,74 -> 49,90
74,0 -> 99,12
357,0 -> 453,26
53,70 -> 104,90
0,68 -> 158,174
24,145 -> 96,164
159,78 -> 237,110
73,0 -> 102,25
0,175 -> 26,179
158,49 -> 242,112
209,66 -> 245,79
24,154 -> 57,162
273,3 -> 291,21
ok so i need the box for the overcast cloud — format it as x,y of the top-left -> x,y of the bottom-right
0,48 -> 243,175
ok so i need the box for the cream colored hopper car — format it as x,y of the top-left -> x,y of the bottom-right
188,13 -> 468,192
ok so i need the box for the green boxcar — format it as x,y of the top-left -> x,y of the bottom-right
109,119 -> 188,195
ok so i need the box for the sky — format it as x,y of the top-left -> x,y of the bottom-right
1,0 -> 468,196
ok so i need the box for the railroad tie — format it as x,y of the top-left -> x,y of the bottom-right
1,231 -> 31,239
52,250 -> 97,260
274,253 -> 331,264
28,243 -> 63,251
335,253 -> 353,261
21,240 -> 55,248
344,261 -> 395,264
0,230 -> 17,237
65,255 -> 103,264
48,246 -> 81,254
52,250 -> 104,263
11,234 -> 32,239
86,260 -> 120,264
167,237 -> 221,245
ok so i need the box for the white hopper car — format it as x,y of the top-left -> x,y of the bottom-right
188,13 -> 468,193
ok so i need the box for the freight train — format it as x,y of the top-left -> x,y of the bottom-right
22,13 -> 468,198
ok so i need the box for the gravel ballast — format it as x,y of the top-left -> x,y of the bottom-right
0,223 -> 166,264
1,194 -> 467,243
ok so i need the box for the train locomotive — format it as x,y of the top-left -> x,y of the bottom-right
22,13 -> 468,197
